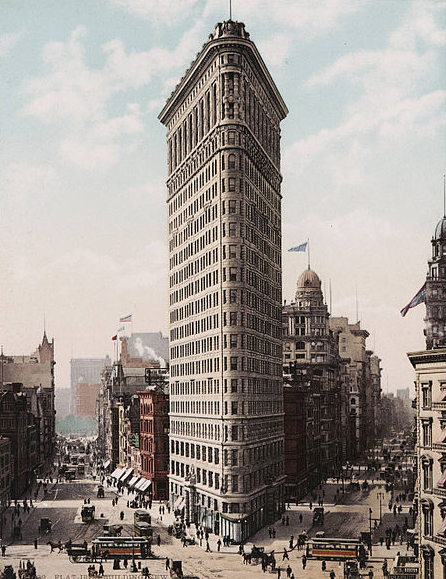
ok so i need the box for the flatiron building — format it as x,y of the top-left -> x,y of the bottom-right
159,19 -> 288,541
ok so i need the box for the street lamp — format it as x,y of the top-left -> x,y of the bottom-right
369,509 -> 373,556
377,492 -> 384,524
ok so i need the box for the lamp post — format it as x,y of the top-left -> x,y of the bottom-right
377,492 -> 384,524
369,508 -> 373,556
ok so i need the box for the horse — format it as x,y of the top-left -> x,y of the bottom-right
242,553 -> 252,564
47,541 -> 64,553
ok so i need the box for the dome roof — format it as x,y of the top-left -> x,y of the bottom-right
297,268 -> 321,289
434,216 -> 446,240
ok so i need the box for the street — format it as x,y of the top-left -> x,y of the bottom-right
1,463 -> 414,579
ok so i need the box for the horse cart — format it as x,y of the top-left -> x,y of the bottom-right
81,505 -> 95,523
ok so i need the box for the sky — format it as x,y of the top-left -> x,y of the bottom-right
0,0 -> 445,396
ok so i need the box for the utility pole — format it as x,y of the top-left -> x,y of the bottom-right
369,508 -> 373,556
377,492 -> 384,524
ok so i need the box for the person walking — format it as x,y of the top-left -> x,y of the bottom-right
165,557 -> 170,570
206,540 -> 211,552
282,548 -> 289,561
34,538 -> 38,549
217,539 -> 221,552
1,544 -> 6,557
98,564 -> 104,577
302,554 -> 307,569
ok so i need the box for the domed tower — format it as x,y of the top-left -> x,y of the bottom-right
425,216 -> 446,349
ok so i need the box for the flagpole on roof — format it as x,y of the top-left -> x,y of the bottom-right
307,238 -> 310,270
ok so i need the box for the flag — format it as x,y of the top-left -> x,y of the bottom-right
111,335 -> 117,341
119,314 -> 132,323
288,242 -> 308,252
117,326 -> 125,333
400,284 -> 426,317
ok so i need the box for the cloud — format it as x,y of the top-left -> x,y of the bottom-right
107,0 -> 200,24
0,30 -> 25,57
20,21 -> 209,170
203,0 -> 361,34
285,3 -> 445,182
257,33 -> 293,68
2,162 -> 58,207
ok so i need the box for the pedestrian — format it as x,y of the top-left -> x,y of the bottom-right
34,538 -> 38,549
206,541 -> 211,552
273,527 -> 276,538
120,511 -> 124,521
217,539 -> 221,552
368,569 -> 374,579
302,555 -> 307,569
282,516 -> 285,525
269,527 -> 272,538
98,564 -> 104,577
165,557 -> 170,570
322,560 -> 327,571
1,544 -> 6,556
282,548 -> 289,561
156,535 -> 161,547
277,567 -> 281,578
330,570 -> 335,579
286,565 -> 292,578
309,501 -> 313,510
286,515 -> 289,526
289,536 -> 294,550
299,513 -> 303,524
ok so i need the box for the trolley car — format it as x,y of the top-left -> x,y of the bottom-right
91,537 -> 152,560
305,538 -> 367,562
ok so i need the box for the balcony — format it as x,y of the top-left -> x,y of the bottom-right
433,402 -> 446,410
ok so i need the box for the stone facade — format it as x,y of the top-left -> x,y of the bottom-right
0,390 -> 28,498
0,435 -> 11,535
76,382 -> 101,417
282,268 -> 342,498
425,216 -> 446,349
159,19 -> 288,541
409,349 -> 446,579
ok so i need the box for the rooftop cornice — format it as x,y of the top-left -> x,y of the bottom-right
408,348 -> 446,367
159,20 -> 288,125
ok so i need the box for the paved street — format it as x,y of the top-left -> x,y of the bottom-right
0,469 -> 414,579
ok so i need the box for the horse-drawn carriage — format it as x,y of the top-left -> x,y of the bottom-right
102,525 -> 123,537
243,546 -> 276,569
96,486 -> 105,498
312,507 -> 324,526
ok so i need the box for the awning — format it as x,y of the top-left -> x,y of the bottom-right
135,478 -> 146,491
120,468 -> 133,482
128,476 -> 140,488
439,518 -> 446,536
103,460 -> 110,469
174,496 -> 185,510
438,471 -> 446,489
111,468 -> 124,479
140,479 -> 152,492
437,390 -> 446,402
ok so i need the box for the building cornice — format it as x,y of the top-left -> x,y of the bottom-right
408,348 -> 446,367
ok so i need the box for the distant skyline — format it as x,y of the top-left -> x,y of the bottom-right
1,0 -> 445,394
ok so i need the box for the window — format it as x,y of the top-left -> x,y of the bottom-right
229,267 -> 237,281
422,458 -> 433,491
229,222 -> 236,236
228,131 -> 235,145
230,335 -> 238,348
228,200 -> 236,213
422,502 -> 434,538
422,383 -> 432,409
231,401 -> 238,415
231,379 -> 238,392
232,425 -> 238,441
228,154 -> 236,169
232,449 -> 238,466
230,356 -> 238,370
422,420 -> 433,447
230,312 -> 237,326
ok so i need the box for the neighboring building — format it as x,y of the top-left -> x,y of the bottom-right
0,436 -> 11,534
330,317 -> 381,460
397,387 -> 410,401
139,386 -> 169,500
76,382 -> 101,417
282,268 -> 342,496
159,19 -> 288,541
410,215 -> 446,579
70,355 -> 111,416
283,380 -> 307,501
0,333 -> 56,469
425,216 -> 446,349
0,388 -> 28,497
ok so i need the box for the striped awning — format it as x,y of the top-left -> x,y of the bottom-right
111,468 -> 124,479
140,479 -> 152,492
128,476 -> 140,487
135,478 -> 146,491
174,496 -> 185,510
103,460 -> 110,469
438,471 -> 446,489
120,468 -> 133,482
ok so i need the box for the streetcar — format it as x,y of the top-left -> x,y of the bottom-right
91,537 -> 152,560
305,538 -> 368,562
